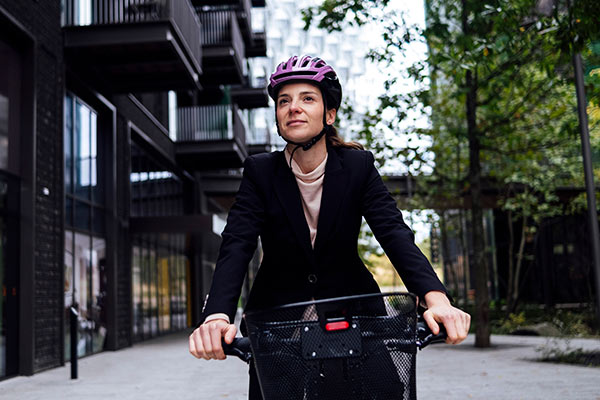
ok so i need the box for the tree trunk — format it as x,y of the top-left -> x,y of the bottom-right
463,0 -> 490,348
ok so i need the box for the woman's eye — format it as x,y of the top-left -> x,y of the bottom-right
278,99 -> 288,105
304,96 -> 314,102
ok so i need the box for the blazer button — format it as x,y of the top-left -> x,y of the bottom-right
307,274 -> 318,284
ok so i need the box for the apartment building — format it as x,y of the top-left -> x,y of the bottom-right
0,0 -> 268,378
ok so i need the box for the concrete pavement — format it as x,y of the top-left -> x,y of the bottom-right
1,331 -> 599,400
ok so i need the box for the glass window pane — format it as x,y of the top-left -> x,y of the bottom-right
0,94 -> 9,170
74,200 -> 90,231
91,111 -> 104,204
91,237 -> 106,353
169,247 -> 178,330
64,231 -> 74,361
149,245 -> 158,337
74,100 -> 91,200
142,241 -> 150,338
132,245 -> 141,340
158,247 -> 170,333
65,197 -> 73,227
180,255 -> 187,329
74,232 -> 92,357
183,255 -> 189,329
64,95 -> 73,194
92,206 -> 104,236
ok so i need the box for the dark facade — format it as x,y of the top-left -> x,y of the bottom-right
0,0 -> 268,379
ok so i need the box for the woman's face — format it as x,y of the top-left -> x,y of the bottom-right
276,82 -> 336,143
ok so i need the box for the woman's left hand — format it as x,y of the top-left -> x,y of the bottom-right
422,291 -> 471,345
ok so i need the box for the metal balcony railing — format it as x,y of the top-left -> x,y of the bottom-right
198,10 -> 245,61
239,0 -> 252,35
176,104 -> 246,147
62,0 -> 202,69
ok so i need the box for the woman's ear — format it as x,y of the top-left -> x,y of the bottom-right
326,108 -> 337,125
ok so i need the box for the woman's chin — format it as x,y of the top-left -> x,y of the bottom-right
282,132 -> 315,144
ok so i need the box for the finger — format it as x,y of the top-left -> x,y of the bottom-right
200,325 -> 214,360
423,310 -> 440,335
189,333 -> 199,358
462,312 -> 472,339
210,323 -> 226,360
224,324 -> 237,344
453,316 -> 465,344
442,314 -> 459,344
193,330 -> 207,359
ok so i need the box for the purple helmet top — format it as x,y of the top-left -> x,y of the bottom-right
268,55 -> 342,109
269,55 -> 335,88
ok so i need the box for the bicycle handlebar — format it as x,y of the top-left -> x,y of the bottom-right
223,322 -> 447,362
416,321 -> 447,349
223,337 -> 252,362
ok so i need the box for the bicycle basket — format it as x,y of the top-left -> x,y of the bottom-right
243,292 -> 418,400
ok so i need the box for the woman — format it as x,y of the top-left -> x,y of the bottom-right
189,55 -> 470,397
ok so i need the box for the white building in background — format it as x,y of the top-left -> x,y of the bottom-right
249,0 -> 383,149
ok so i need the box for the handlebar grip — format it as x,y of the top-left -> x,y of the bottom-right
416,321 -> 447,350
222,337 -> 253,363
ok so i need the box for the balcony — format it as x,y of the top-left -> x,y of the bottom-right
231,85 -> 268,109
190,0 -> 240,5
62,0 -> 202,92
246,30 -> 266,58
235,0 -> 253,46
190,0 -> 264,7
198,11 -> 245,85
175,104 -> 247,170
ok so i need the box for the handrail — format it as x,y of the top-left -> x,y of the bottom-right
62,0 -> 201,69
198,11 -> 245,65
177,104 -> 246,146
231,104 -> 247,147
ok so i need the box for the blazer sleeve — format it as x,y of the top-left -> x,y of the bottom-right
198,156 -> 265,324
360,151 -> 448,300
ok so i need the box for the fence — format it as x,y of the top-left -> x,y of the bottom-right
177,104 -> 246,147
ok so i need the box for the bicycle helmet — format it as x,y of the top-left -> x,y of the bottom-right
268,56 -> 342,165
268,55 -> 342,111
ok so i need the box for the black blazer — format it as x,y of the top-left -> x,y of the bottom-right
200,144 -> 447,324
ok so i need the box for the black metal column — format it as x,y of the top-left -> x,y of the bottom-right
573,52 -> 600,322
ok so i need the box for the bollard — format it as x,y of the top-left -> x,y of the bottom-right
70,306 -> 78,379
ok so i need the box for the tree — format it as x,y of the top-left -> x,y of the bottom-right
305,0 -> 600,347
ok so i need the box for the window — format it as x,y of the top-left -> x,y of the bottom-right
64,93 -> 106,360
130,142 -> 188,342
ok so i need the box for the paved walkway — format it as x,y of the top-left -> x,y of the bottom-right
1,332 -> 599,400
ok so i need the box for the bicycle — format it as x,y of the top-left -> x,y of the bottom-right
223,292 -> 446,400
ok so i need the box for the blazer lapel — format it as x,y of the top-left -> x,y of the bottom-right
314,146 -> 348,253
273,152 -> 315,263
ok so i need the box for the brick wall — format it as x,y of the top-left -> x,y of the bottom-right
0,0 -> 65,371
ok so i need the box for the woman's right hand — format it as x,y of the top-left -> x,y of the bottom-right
189,319 -> 238,360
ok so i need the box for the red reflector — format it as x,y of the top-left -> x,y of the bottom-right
325,321 -> 350,331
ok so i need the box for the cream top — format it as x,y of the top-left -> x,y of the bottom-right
284,148 -> 328,248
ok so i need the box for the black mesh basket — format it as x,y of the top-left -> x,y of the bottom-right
243,292 -> 419,400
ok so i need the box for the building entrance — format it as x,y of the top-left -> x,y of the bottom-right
0,35 -> 22,380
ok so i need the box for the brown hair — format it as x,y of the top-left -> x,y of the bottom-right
326,126 -> 364,150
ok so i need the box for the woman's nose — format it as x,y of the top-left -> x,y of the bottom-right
288,99 -> 301,113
